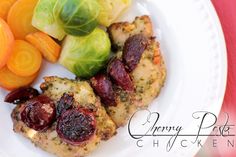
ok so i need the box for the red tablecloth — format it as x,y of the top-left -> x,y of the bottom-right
197,0 -> 236,156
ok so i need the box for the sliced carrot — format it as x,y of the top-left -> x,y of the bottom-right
26,32 -> 61,63
7,0 -> 38,39
7,40 -> 42,77
0,0 -> 17,20
0,66 -> 38,91
0,18 -> 14,69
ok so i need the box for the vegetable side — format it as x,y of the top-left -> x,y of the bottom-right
59,28 -> 111,78
32,0 -> 66,40
54,0 -> 100,36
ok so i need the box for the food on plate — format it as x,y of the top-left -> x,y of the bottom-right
7,40 -> 42,77
0,18 -> 14,69
108,58 -> 134,91
20,95 -> 56,131
0,66 -> 38,90
26,32 -> 61,63
11,76 -> 116,157
102,15 -> 166,126
0,0 -> 16,20
108,15 -> 153,50
59,28 -> 111,78
2,0 -> 166,154
53,0 -> 100,36
7,0 -> 38,39
32,0 -> 66,40
56,93 -> 74,118
56,108 -> 96,145
90,74 -> 116,106
32,0 -> 132,38
123,34 -> 148,72
4,87 -> 39,104
97,0 -> 132,27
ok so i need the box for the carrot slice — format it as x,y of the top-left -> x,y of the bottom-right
7,0 -> 38,39
0,66 -> 38,91
0,0 -> 16,20
26,32 -> 61,63
7,40 -> 42,77
0,18 -> 14,69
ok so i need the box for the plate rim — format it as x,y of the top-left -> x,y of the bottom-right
191,0 -> 228,156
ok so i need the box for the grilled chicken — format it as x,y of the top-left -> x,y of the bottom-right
108,15 -> 153,50
10,15 -> 166,157
12,77 -> 116,157
106,15 -> 166,126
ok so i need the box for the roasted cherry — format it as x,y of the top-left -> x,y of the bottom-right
21,95 -> 56,131
56,93 -> 74,117
56,108 -> 96,145
90,74 -> 116,106
123,34 -> 148,72
5,87 -> 39,104
108,58 -> 134,91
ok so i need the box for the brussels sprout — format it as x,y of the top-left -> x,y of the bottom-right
32,0 -> 66,40
97,0 -> 132,27
54,0 -> 100,36
59,28 -> 111,78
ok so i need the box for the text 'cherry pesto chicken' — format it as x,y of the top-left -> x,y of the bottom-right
11,77 -> 116,157
91,15 -> 166,127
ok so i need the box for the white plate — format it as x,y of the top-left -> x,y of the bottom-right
0,0 -> 227,157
